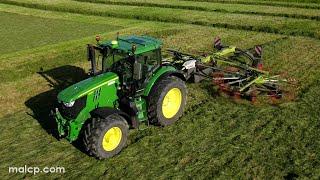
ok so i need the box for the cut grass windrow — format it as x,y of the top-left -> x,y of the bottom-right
76,0 -> 320,21
1,0 -> 320,39
182,0 -> 320,10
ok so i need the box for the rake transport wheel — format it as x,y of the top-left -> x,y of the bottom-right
148,76 -> 187,126
83,114 -> 129,159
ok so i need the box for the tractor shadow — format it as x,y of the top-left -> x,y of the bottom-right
25,65 -> 87,139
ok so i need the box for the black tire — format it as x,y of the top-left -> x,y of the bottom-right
148,76 -> 187,126
83,114 -> 129,159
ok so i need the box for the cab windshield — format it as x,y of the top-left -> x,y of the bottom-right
88,45 -> 129,75
104,49 -> 129,70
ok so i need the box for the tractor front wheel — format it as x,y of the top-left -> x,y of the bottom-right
83,114 -> 129,159
148,76 -> 187,126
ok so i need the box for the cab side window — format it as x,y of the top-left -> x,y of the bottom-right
137,49 -> 160,66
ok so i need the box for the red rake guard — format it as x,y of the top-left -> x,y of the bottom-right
214,36 -> 222,50
255,45 -> 262,56
254,45 -> 263,70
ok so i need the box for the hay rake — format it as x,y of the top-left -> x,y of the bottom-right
165,37 -> 293,102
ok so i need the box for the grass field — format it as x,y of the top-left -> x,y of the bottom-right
0,11 -> 121,54
2,0 -> 320,39
76,0 -> 320,20
0,0 -> 319,179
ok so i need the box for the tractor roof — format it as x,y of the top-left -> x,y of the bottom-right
100,35 -> 162,55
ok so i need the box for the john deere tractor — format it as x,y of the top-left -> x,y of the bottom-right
53,35 -> 187,159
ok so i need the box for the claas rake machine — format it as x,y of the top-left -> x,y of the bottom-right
166,37 -> 289,102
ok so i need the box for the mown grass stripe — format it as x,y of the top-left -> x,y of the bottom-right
256,0 -> 320,3
0,3 -> 142,27
1,0 -> 319,40
0,11 -> 123,54
76,0 -> 320,21
182,0 -> 320,10
258,0 -> 320,3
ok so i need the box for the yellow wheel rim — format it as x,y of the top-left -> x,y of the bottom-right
162,88 -> 182,118
102,127 -> 122,151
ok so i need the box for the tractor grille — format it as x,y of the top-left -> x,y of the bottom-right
58,96 -> 87,119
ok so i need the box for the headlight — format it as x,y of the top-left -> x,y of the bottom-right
63,101 -> 75,107
58,96 -> 87,119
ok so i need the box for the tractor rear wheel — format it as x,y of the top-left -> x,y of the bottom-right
83,114 -> 129,159
148,76 -> 187,126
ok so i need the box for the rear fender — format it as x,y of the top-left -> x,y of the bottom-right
143,66 -> 185,96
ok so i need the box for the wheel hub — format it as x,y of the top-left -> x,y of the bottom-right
102,127 -> 122,151
162,88 -> 182,119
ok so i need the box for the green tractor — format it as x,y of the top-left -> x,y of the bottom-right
53,35 -> 187,159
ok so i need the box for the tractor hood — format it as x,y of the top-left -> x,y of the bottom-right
57,72 -> 119,103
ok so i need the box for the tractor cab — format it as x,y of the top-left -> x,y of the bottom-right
87,35 -> 162,90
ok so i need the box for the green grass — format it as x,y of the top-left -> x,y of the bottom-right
1,0 -> 320,39
257,0 -> 320,2
0,1 -> 320,179
76,0 -> 320,20
0,11 -> 121,54
183,0 -> 320,9
0,3 -> 142,28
